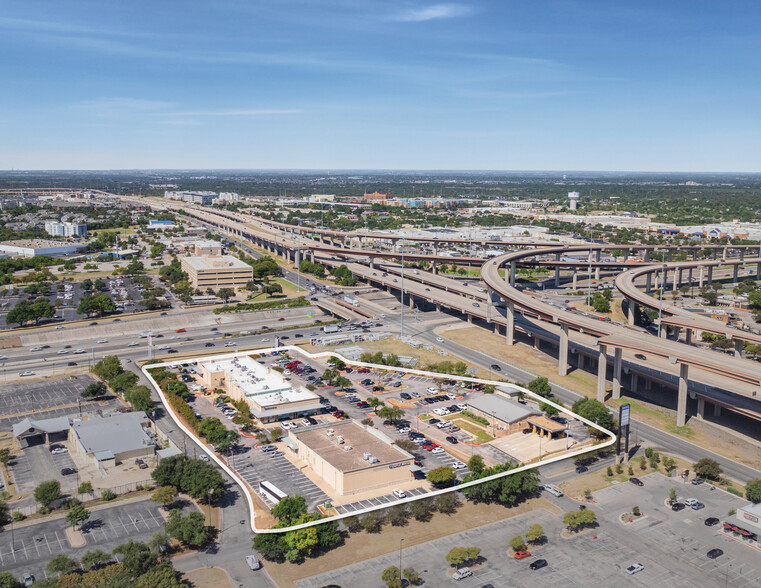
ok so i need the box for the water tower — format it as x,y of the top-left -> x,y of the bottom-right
568,191 -> 580,210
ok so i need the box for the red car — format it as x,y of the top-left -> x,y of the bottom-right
332,411 -> 345,418
358,368 -> 371,373
514,550 -> 531,560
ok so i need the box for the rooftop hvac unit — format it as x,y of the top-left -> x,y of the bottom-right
363,452 -> 372,460
369,456 -> 379,464
336,436 -> 344,444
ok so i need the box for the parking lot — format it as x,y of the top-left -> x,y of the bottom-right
0,375 -> 118,432
0,499 -> 170,582
10,443 -> 80,494
335,487 -> 429,514
299,473 -> 761,587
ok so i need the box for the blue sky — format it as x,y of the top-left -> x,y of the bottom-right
1,1 -> 759,171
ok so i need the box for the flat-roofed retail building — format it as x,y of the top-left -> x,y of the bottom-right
200,355 -> 322,423
181,255 -> 252,289
467,393 -> 541,437
289,421 -> 414,496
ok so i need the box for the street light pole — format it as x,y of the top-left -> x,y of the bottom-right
658,263 -> 666,338
399,538 -> 405,583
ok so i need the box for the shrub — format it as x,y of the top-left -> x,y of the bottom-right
101,489 -> 116,501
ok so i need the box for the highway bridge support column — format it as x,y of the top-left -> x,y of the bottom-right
554,253 -> 561,287
698,266 -> 704,288
572,269 -> 578,290
431,262 -> 437,275
595,267 -> 600,281
707,266 -> 713,286
596,344 -> 607,401
733,264 -> 739,283
697,397 -> 705,420
677,363 -> 689,427
558,325 -> 569,377
505,302 -> 514,346
645,273 -> 652,293
612,347 -> 622,399
685,328 -> 692,344
758,262 -> 761,279
734,339 -> 744,358
509,262 -> 516,287
627,301 -> 636,326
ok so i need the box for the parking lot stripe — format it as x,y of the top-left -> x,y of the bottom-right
54,531 -> 64,552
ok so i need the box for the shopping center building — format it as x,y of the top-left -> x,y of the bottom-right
200,355 -> 322,423
288,421 -> 414,496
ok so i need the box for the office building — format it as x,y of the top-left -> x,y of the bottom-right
181,255 -> 253,289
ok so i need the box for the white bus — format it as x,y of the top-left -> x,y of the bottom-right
259,481 -> 287,504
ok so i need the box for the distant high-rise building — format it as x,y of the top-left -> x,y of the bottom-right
568,191 -> 580,210
44,221 -> 87,237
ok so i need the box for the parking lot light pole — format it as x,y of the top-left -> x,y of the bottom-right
207,488 -> 215,524
399,538 -> 404,582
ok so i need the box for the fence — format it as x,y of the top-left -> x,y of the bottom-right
9,478 -> 154,517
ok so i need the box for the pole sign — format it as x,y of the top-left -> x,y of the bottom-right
620,403 -> 631,427
616,403 -> 631,459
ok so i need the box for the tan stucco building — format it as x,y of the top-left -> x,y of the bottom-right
181,255 -> 252,289
289,421 -> 414,496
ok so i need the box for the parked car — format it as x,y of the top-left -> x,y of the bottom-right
705,517 -> 720,526
691,477 -> 705,485
452,461 -> 467,469
50,446 -> 67,454
691,501 -> 705,510
626,563 -> 645,575
514,550 -> 531,560
245,555 -> 262,570
22,573 -> 34,587
452,567 -> 472,580
629,477 -> 644,487
529,559 -> 548,570
671,502 -> 686,512
392,489 -> 406,498
60,467 -> 77,476
706,548 -> 723,559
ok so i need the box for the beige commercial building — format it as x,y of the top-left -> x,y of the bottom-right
181,255 -> 252,289
289,421 -> 414,496
467,393 -> 542,438
68,412 -> 156,468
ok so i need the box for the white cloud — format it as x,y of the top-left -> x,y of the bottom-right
394,3 -> 473,22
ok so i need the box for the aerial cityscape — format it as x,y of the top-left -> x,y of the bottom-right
1,2 -> 761,588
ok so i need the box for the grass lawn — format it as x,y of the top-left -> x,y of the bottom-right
445,416 -> 494,443
264,497 -> 561,588
183,568 -> 233,588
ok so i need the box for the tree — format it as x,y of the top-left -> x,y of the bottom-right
47,554 -> 79,576
435,492 -> 461,514
165,509 -> 214,548
78,481 -> 94,494
394,439 -> 418,453
0,572 -> 18,588
377,405 -> 405,422
571,397 -> 616,435
81,549 -> 111,570
93,355 -> 123,381
151,486 -> 178,510
262,282 -> 283,296
746,479 -> 761,503
82,381 -> 108,398
409,497 -> 435,522
66,503 -> 90,529
693,458 -> 722,480
135,562 -> 184,588
527,376 -> 552,397
403,567 -> 419,584
216,287 -> 235,302
563,509 -> 597,532
509,535 -> 527,551
386,504 -> 409,527
360,511 -> 384,533
426,466 -> 456,488
81,278 -> 93,291
446,546 -> 468,566
525,523 -> 544,544
462,455 -> 484,476
151,455 -> 225,504
34,480 -> 61,508
77,292 -> 116,317
381,566 -> 402,588
668,487 -> 677,504
113,541 -> 157,576
271,495 -> 307,524
0,448 -> 11,466
148,530 -> 171,555
124,385 -> 155,416
110,370 -> 138,394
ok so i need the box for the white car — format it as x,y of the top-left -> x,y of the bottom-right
224,342 -> 236,347
626,563 -> 645,575
261,338 -> 270,342
446,393 -> 457,400
55,325 -> 65,330
426,387 -> 437,394
73,349 -> 86,354
300,418 -> 311,426
19,371 -> 35,377
127,342 -> 138,347
281,422 -> 294,430
30,347 -> 43,352
392,488 -> 406,499
452,567 -> 472,580
0,355 -> 6,360
456,403 -> 467,411
199,454 -> 210,462
452,461 -> 467,469
97,339 -> 108,344
240,330 -> 251,335
158,345 -> 170,350
433,408 -> 448,416
245,555 -> 261,570
57,349 -> 68,355
50,446 -> 68,454
683,498 -> 698,507
436,336 -> 444,342
431,447 -> 445,454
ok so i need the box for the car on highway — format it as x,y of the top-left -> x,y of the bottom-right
575,466 -> 588,474
73,348 -> 86,353
706,548 -> 723,559
436,336 -> 444,342
446,436 -> 458,444
529,559 -> 548,570
19,371 -> 35,377
629,477 -> 644,486
225,342 -> 236,347
57,349 -> 68,354
97,338 -> 108,344
626,563 -> 645,575
31,346 -> 43,352
490,364 -> 501,371
0,355 -> 6,360
205,342 -> 215,347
